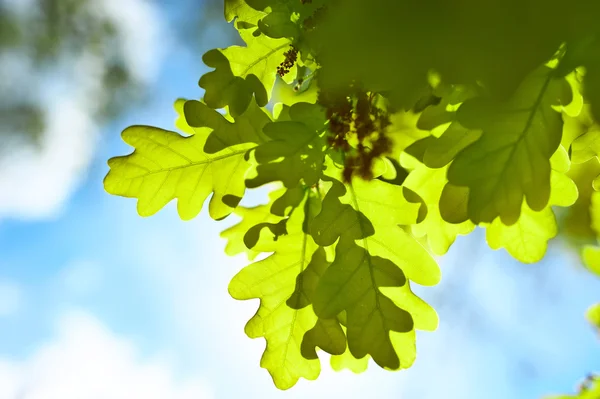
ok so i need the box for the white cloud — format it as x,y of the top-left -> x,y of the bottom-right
0,0 -> 167,220
0,280 -> 23,317
91,0 -> 167,83
0,310 -> 213,399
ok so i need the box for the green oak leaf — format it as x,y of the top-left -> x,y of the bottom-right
174,99 -> 195,135
448,67 -> 571,225
273,74 -> 319,106
300,317 -> 346,360
313,234 -> 413,369
569,105 -> 600,189
229,28 -> 295,93
571,125 -> 600,165
310,174 -> 439,368
403,163 -> 475,256
199,13 -> 295,116
229,193 -> 323,389
221,187 -> 303,260
309,179 -> 375,246
184,99 -> 270,153
563,103 -> 596,151
422,122 -> 482,169
104,101 -> 265,220
198,50 -> 268,118
314,166 -> 439,285
257,9 -> 299,39
486,167 -> 578,264
221,202 -> 283,260
224,0 -> 264,24
416,84 -> 478,132
271,185 -> 306,216
286,246 -> 346,360
246,103 -> 326,188
487,206 -> 555,264
438,183 -> 470,224
288,246 -> 329,310
385,110 -> 429,161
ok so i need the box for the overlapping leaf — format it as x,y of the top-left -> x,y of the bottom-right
221,189 -> 286,260
309,172 -> 439,369
385,110 -> 429,161
200,18 -> 295,116
103,0 -> 600,391
288,247 -> 346,360
199,50 -> 268,118
184,99 -> 270,152
485,148 -> 578,263
104,100 -> 269,220
228,192 -> 324,389
448,67 -> 571,225
567,105 -> 600,190
246,102 -> 326,188
403,162 -> 475,256
224,0 -> 264,24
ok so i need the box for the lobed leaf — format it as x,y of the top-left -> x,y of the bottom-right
448,67 -> 571,225
485,159 -> 578,263
198,50 -> 268,118
404,164 -> 475,256
247,103 -> 327,188
310,175 -> 439,369
104,100 -> 269,220
220,188 -> 287,260
229,193 -> 324,389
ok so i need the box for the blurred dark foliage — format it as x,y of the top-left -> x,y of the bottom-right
0,0 -> 232,144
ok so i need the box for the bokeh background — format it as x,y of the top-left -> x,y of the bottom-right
0,1 -> 598,398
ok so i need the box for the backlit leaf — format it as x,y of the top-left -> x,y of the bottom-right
310,175 -> 439,369
104,100 -> 266,220
404,164 -> 475,255
246,103 -> 326,188
485,155 -> 578,263
229,192 -> 323,389
448,67 -> 570,224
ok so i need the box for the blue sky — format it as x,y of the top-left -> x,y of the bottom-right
0,1 -> 598,398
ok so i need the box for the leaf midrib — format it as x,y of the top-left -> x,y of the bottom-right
474,72 -> 554,220
133,148 -> 249,177
236,43 -> 290,78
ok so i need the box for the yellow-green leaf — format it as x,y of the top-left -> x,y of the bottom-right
104,101 -> 266,220
485,167 -> 578,263
229,193 -> 322,389
310,175 -> 439,369
404,164 -> 475,256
